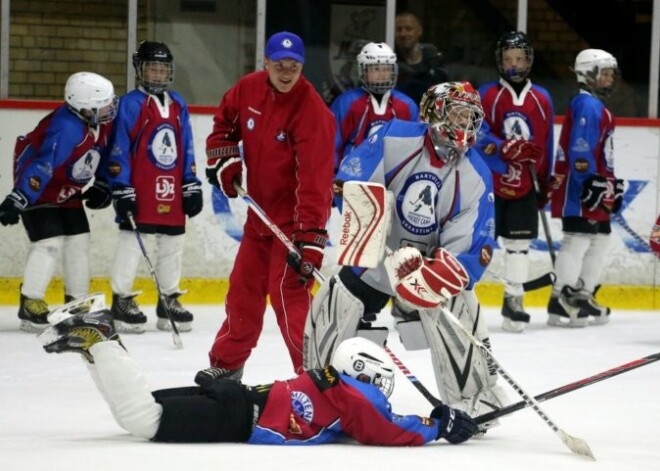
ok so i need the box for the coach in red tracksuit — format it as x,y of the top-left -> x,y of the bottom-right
201,31 -> 335,381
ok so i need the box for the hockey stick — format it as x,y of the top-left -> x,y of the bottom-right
529,165 -> 556,264
488,269 -> 556,292
126,213 -> 183,348
475,351 -> 660,425
612,212 -> 660,259
383,345 -> 442,407
438,304 -> 595,460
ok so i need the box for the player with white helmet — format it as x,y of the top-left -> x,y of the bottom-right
39,299 -> 477,446
305,81 -> 509,430
474,31 -> 555,333
547,49 -> 622,326
0,72 -> 117,331
330,41 -> 418,173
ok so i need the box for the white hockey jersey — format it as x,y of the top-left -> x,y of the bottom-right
335,119 -> 495,294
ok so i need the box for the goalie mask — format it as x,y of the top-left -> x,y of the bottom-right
420,81 -> 484,165
357,42 -> 398,95
64,72 -> 118,126
133,41 -> 175,94
572,49 -> 619,99
495,31 -> 534,83
331,337 -> 395,398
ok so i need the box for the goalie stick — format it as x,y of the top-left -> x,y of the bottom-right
127,213 -> 183,349
475,351 -> 660,425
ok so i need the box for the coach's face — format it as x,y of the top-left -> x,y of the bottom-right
265,59 -> 302,93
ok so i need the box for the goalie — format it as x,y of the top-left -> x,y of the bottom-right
304,82 -> 508,429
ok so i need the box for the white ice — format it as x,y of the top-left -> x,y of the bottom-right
1,303 -> 659,471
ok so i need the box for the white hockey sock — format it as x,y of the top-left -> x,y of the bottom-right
22,236 -> 63,299
553,232 -> 591,294
62,233 -> 90,299
579,233 -> 610,292
111,230 -> 142,296
89,341 -> 162,439
501,238 -> 531,297
154,234 -> 184,295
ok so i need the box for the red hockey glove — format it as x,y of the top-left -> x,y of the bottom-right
536,175 -> 563,210
289,229 -> 329,284
501,139 -> 543,164
393,247 -> 469,310
650,215 -> 660,256
206,157 -> 242,198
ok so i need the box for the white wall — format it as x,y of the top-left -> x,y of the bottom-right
1,108 -> 659,285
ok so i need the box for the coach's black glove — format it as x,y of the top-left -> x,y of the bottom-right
431,404 -> 478,444
182,181 -> 203,217
112,186 -> 137,221
83,179 -> 112,209
287,229 -> 328,285
0,189 -> 29,226
580,175 -> 609,212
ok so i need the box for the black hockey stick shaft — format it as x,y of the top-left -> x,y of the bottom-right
127,213 -> 183,348
529,165 -> 556,265
475,351 -> 660,425
384,345 -> 442,406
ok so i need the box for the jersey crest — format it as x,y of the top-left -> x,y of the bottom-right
502,111 -> 531,140
396,172 -> 441,235
70,149 -> 100,183
291,390 -> 314,424
149,123 -> 178,170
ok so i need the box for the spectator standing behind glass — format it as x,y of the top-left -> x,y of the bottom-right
474,32 -> 554,333
0,72 -> 117,332
547,49 -> 622,327
394,11 -> 449,104
197,31 -> 336,383
330,42 -> 419,174
103,41 -> 203,334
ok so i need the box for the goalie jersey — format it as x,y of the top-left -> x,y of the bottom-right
334,119 -> 495,292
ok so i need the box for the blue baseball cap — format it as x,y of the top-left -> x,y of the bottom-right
266,31 -> 305,64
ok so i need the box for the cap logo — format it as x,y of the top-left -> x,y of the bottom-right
282,38 -> 293,49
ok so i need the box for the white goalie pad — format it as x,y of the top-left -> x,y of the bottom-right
336,181 -> 391,269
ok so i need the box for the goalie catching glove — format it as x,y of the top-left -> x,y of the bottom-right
391,247 -> 469,310
287,229 -> 329,285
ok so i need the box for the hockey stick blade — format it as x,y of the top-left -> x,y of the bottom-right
127,213 -> 183,349
384,345 -> 441,407
475,351 -> 660,425
523,271 -> 556,291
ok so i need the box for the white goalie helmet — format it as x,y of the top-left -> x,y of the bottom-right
331,337 -> 395,398
64,72 -> 118,126
573,49 -> 619,98
357,42 -> 398,94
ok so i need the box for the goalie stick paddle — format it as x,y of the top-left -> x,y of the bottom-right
475,351 -> 660,425
127,213 -> 183,349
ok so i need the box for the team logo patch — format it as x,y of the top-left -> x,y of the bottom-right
341,157 -> 363,178
275,129 -> 287,142
482,143 -> 497,155
70,150 -> 100,183
155,175 -> 176,201
108,162 -> 121,177
353,359 -> 365,371
574,158 -> 589,172
479,245 -> 493,266
149,124 -> 178,170
28,176 -> 41,191
291,391 -> 314,424
502,112 -> 531,141
247,117 -> 255,130
157,204 -> 171,214
397,172 -> 441,236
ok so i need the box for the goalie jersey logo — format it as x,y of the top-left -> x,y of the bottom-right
397,172 -> 441,235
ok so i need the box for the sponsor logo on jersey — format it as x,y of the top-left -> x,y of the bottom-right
28,176 -> 41,191
482,142 -> 497,156
291,391 -> 314,424
479,245 -> 493,266
149,123 -> 178,170
155,175 -> 176,201
157,204 -> 171,214
70,150 -> 100,183
574,158 -> 589,172
397,172 -> 441,235
108,162 -> 121,176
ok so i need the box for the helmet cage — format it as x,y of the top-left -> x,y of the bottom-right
331,337 -> 396,398
420,82 -> 484,163
64,72 -> 118,126
133,41 -> 175,94
357,42 -> 398,94
495,31 -> 534,83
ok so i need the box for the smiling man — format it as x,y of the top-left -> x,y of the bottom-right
202,31 -> 336,383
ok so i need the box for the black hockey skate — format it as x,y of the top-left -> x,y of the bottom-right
501,295 -> 531,333
547,286 -> 589,328
194,366 -> 245,386
111,293 -> 147,334
564,286 -> 611,325
39,309 -> 120,363
18,292 -> 50,333
156,292 -> 193,332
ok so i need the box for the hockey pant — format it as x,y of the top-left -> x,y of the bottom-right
111,230 -> 184,296
22,233 -> 90,300
303,268 -> 390,370
554,232 -> 610,293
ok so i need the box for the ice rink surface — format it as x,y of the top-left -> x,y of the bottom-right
1,302 -> 659,471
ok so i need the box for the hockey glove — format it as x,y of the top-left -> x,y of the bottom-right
393,247 -> 469,310
288,229 -> 329,284
501,139 -> 543,164
611,178 -> 625,213
206,156 -> 242,198
83,179 -> 112,210
182,181 -> 203,217
0,189 -> 28,226
580,175 -> 609,212
431,403 -> 478,444
112,186 -> 137,221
